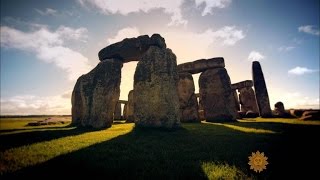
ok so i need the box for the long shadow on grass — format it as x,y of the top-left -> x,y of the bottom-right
0,125 -> 95,151
4,122 -> 320,179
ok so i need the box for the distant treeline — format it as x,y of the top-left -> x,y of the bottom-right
0,115 -> 71,118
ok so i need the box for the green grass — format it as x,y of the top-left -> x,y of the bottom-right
1,117 -> 320,179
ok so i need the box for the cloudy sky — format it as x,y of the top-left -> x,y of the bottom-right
1,0 -> 319,115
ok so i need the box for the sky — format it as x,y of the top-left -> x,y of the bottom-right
0,0 -> 319,115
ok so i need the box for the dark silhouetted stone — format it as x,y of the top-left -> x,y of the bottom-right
199,68 -> 237,122
177,57 -> 225,74
239,87 -> 259,113
114,102 -> 122,120
71,59 -> 122,128
231,80 -> 253,90
300,111 -> 320,120
178,73 -> 199,122
134,46 -> 180,128
98,34 -> 166,62
252,61 -> 272,117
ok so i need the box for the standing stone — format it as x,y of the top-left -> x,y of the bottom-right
123,103 -> 128,120
199,68 -> 237,122
114,102 -> 122,120
252,61 -> 272,117
71,59 -> 122,128
238,87 -> 259,113
177,73 -> 199,122
126,90 -> 135,123
273,101 -> 289,117
134,46 -> 180,128
232,89 -> 240,111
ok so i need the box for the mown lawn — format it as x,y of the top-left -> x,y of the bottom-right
0,117 -> 320,179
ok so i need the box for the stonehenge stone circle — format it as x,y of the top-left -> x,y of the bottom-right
177,73 -> 199,122
134,46 -> 180,128
252,61 -> 272,117
72,59 -> 122,128
199,67 -> 237,122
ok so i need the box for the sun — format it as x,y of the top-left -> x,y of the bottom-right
248,150 -> 269,173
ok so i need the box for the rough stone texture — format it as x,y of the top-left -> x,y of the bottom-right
252,61 -> 272,117
177,73 -> 199,122
231,80 -> 253,90
199,68 -> 237,122
238,87 -> 259,113
134,46 -> 180,128
114,102 -> 122,120
72,59 -> 122,128
98,34 -> 166,63
177,57 -> 225,74
233,90 -> 240,111
126,90 -> 135,123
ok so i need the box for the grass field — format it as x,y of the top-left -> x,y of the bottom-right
1,117 -> 320,179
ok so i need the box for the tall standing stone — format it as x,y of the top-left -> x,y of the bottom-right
134,46 -> 180,128
177,73 -> 199,122
71,59 -> 122,128
114,102 -> 122,120
126,90 -> 135,123
199,68 -> 237,122
238,87 -> 259,113
252,61 -> 272,117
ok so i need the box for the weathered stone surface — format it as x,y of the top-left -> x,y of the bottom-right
231,80 -> 253,90
134,46 -> 180,128
273,101 -> 286,117
126,90 -> 135,123
238,87 -> 259,113
98,34 -> 166,62
71,59 -> 122,128
199,68 -> 237,122
177,57 -> 225,74
252,61 -> 272,117
177,73 -> 199,122
114,102 -> 122,120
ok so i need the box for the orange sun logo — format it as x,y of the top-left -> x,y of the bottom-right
248,150 -> 268,173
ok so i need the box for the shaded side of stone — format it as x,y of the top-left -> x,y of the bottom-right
177,57 -> 225,74
252,61 -> 272,117
177,73 -> 199,122
71,59 -> 122,128
199,68 -> 237,122
134,46 -> 180,128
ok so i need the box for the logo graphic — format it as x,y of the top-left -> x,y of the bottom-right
248,150 -> 268,173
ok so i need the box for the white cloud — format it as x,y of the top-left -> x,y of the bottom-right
0,25 -> 92,80
35,8 -> 58,16
107,27 -> 140,44
0,94 -> 71,115
288,66 -> 318,75
78,0 -> 231,26
248,51 -> 264,61
195,0 -> 231,16
278,46 -> 295,52
298,25 -> 320,36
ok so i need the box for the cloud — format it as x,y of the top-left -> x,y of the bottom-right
288,66 -> 318,75
107,27 -> 140,44
298,25 -> 320,36
0,94 -> 71,115
195,0 -> 231,16
0,25 -> 92,80
248,51 -> 264,61
278,46 -> 295,52
78,0 -> 231,26
35,8 -> 58,16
